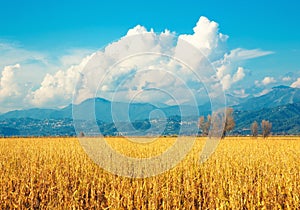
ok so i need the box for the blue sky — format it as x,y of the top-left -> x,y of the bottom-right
0,0 -> 300,111
1,1 -> 300,50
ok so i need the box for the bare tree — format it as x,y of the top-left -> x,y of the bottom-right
222,108 -> 235,138
261,120 -> 272,138
251,121 -> 258,137
198,115 -> 211,136
205,115 -> 211,136
198,116 -> 205,136
79,131 -> 85,137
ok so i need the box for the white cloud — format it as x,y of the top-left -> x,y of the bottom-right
219,67 -> 245,91
59,49 -> 95,68
214,48 -> 273,90
0,64 -> 21,99
30,53 -> 95,107
0,16 -> 275,111
0,42 -> 55,89
254,80 -> 260,86
255,76 -> 277,87
179,16 -> 228,59
282,76 -> 291,82
0,42 -> 49,70
126,25 -> 152,36
0,64 -> 33,112
0,41 -> 97,111
214,48 -> 273,77
262,76 -> 276,85
253,76 -> 277,88
233,67 -> 245,82
254,89 -> 271,97
220,74 -> 232,91
233,89 -> 249,98
225,48 -> 274,61
291,78 -> 300,88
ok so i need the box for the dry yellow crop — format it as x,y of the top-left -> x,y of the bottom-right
0,136 -> 300,209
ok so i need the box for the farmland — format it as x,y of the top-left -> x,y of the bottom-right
1,137 -> 300,209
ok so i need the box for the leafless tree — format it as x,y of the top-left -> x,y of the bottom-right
198,115 -> 211,136
79,131 -> 85,137
261,120 -> 272,138
198,116 -> 205,136
222,108 -> 235,138
251,121 -> 258,137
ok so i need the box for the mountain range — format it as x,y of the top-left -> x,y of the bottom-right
233,85 -> 300,111
0,85 -> 299,136
0,98 -> 209,122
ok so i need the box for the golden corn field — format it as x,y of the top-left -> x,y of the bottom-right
1,136 -> 300,209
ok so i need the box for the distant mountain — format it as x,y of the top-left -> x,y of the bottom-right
0,97 -> 209,122
1,103 -> 299,137
225,93 -> 249,106
234,86 -> 300,111
234,103 -> 300,135
61,97 -> 203,122
1,85 -> 300,136
0,108 -> 63,120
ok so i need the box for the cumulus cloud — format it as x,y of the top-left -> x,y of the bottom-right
0,64 -> 21,100
0,16 -> 274,111
0,41 -> 97,111
291,78 -> 300,88
219,67 -> 245,90
59,49 -> 95,68
0,64 -> 33,111
0,42 -> 56,90
214,47 -> 273,91
220,74 -> 232,91
262,76 -> 276,85
30,53 -> 95,107
233,67 -> 245,82
126,25 -> 153,36
255,76 -> 277,87
179,16 -> 228,59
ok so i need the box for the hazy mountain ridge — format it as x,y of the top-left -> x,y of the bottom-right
234,85 -> 300,111
0,98 -> 210,122
234,102 -> 300,135
0,86 -> 300,136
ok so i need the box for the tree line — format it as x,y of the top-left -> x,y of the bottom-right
250,120 -> 272,138
198,108 -> 272,138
